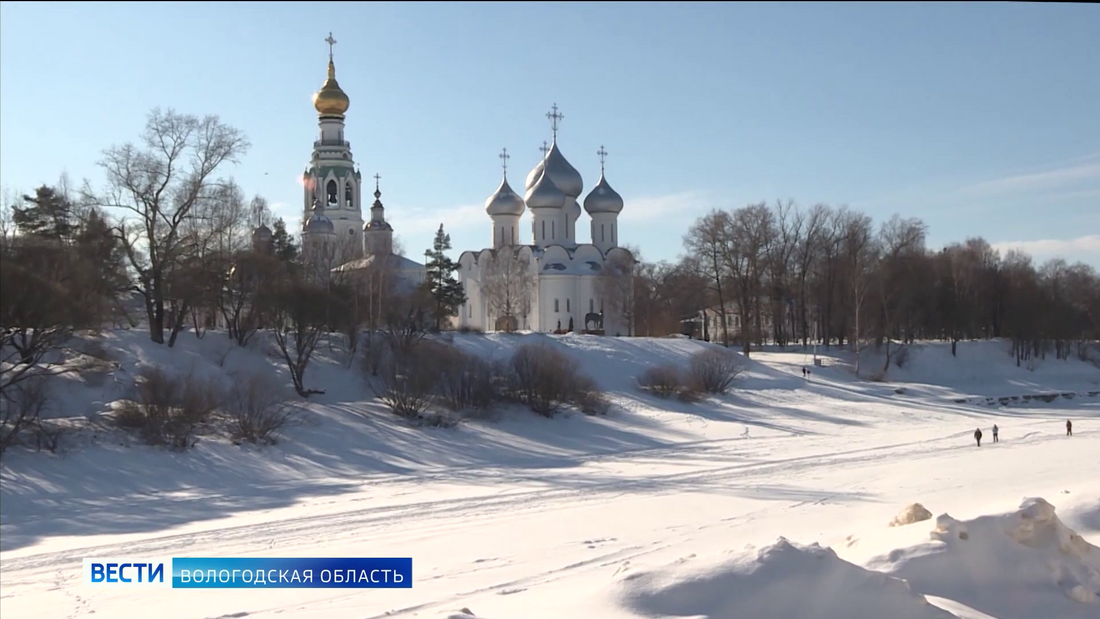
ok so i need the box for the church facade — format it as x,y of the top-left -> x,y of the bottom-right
457,107 -> 634,335
297,34 -> 425,286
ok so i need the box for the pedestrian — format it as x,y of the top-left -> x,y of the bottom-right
1066,420 -> 1073,436
974,427 -> 983,447
802,367 -> 807,379
992,424 -> 999,443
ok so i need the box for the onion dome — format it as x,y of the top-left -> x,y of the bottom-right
541,140 -> 584,198
583,173 -> 624,214
524,169 -> 567,209
566,197 -> 581,220
304,199 -> 335,234
312,56 -> 349,116
525,157 -> 546,192
485,176 -> 526,217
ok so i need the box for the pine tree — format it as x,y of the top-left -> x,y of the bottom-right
271,218 -> 300,263
423,224 -> 467,331
12,185 -> 77,241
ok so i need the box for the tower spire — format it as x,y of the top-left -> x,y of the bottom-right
499,147 -> 510,177
546,103 -> 564,140
597,145 -> 608,175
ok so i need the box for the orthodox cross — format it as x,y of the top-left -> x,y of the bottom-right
325,32 -> 337,59
373,173 -> 381,191
499,147 -> 510,176
597,145 -> 608,174
546,103 -> 563,139
539,141 -> 549,157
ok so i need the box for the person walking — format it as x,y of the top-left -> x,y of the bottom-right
1067,420 -> 1073,436
974,427 -> 983,447
992,424 -> 999,443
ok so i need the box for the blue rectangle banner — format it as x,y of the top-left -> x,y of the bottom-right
171,557 -> 412,588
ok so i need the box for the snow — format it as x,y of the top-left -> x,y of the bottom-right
1,331 -> 1098,618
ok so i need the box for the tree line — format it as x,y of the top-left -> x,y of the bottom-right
628,200 -> 1099,372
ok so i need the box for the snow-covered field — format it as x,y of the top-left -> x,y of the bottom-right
2,331 -> 1098,619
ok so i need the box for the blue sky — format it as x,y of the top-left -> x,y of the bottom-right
1,1 -> 1098,267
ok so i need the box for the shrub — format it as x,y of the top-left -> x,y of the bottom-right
508,343 -> 587,417
225,371 -> 293,445
458,325 -> 484,335
436,346 -> 498,412
638,365 -> 684,398
370,342 -> 444,419
115,366 -> 221,449
572,375 -> 610,415
0,376 -> 50,454
688,348 -> 744,394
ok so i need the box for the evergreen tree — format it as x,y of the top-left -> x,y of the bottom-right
271,218 -> 300,263
12,185 -> 77,241
423,223 -> 467,331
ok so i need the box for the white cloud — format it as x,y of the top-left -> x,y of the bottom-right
386,202 -> 486,236
618,190 -> 716,223
990,235 -> 1100,266
957,158 -> 1100,198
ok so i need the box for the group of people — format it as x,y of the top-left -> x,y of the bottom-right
973,420 -> 1073,446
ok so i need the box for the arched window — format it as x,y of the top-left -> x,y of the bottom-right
345,182 -> 354,208
326,180 -> 338,206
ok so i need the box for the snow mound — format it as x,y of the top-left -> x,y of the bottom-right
615,537 -> 956,619
891,503 -> 934,527
868,497 -> 1100,618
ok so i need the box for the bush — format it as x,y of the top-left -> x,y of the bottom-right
225,371 -> 293,445
688,348 -> 744,394
369,342 -> 444,419
458,325 -> 484,335
573,374 -> 610,415
436,346 -> 498,412
0,376 -> 50,454
638,365 -> 684,398
507,343 -> 579,416
115,366 -> 221,449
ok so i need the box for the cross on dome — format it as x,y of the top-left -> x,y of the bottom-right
546,103 -> 563,139
597,145 -> 608,174
499,147 -> 510,176
325,32 -> 337,59
540,141 -> 549,157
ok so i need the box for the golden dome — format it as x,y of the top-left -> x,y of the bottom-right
313,59 -> 349,116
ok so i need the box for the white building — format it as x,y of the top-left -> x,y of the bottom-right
298,34 -> 425,286
457,107 -> 634,335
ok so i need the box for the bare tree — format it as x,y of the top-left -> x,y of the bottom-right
875,214 -> 927,372
723,204 -> 774,355
684,210 -> 733,345
841,212 -> 878,376
93,108 -> 250,344
269,275 -> 329,397
481,249 -> 535,332
595,247 -> 638,336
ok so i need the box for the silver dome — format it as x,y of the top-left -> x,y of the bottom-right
583,173 -> 624,214
524,169 -> 567,209
485,176 -> 526,217
566,197 -> 581,220
541,140 -> 583,198
304,199 -> 335,234
525,157 -> 546,192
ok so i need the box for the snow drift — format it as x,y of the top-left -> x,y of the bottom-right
867,497 -> 1100,619
613,537 -> 956,619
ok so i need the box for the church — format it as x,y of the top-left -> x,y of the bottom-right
296,34 -> 426,288
456,106 -> 635,335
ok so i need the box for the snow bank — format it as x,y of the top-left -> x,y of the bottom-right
614,537 -> 956,619
891,503 -> 934,527
867,497 -> 1100,618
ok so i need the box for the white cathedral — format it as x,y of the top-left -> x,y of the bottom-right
456,106 -> 635,335
297,34 -> 426,288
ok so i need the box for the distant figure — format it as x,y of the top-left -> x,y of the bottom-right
992,424 -> 999,443
974,427 -> 983,447
802,367 -> 807,379
1066,420 -> 1073,436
